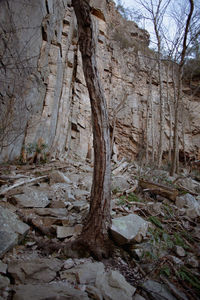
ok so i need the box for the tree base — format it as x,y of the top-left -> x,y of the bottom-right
70,234 -> 113,260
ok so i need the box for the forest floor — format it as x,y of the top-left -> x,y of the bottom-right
0,157 -> 200,299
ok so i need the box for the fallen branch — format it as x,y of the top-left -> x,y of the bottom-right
139,179 -> 178,201
0,175 -> 48,196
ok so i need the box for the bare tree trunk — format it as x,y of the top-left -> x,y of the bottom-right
170,0 -> 194,176
151,90 -> 155,162
145,71 -> 152,164
157,41 -> 165,168
72,0 -> 111,259
166,62 -> 172,163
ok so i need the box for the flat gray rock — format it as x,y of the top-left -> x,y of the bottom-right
8,258 -> 63,284
0,274 -> 10,289
176,193 -> 200,219
57,224 -> 83,238
95,270 -> 136,300
49,170 -> 71,184
13,282 -> 89,300
142,280 -> 177,300
0,260 -> 7,274
60,262 -> 105,284
110,214 -> 149,245
14,187 -> 50,208
0,206 -> 29,258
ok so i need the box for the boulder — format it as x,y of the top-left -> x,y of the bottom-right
8,258 -> 62,284
95,270 -> 136,300
14,187 -> 50,208
0,206 -> 29,258
13,282 -> 89,300
110,214 -> 149,245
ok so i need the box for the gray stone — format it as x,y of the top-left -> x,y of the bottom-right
174,246 -> 186,257
63,258 -> 75,269
61,262 -> 105,284
34,207 -> 68,218
0,275 -> 10,289
57,224 -> 83,239
142,280 -> 176,300
73,189 -> 90,200
111,175 -> 130,192
176,193 -> 198,209
0,261 -> 7,274
0,206 -> 29,258
8,258 -> 62,284
13,282 -> 89,300
49,170 -> 71,184
177,177 -> 200,194
176,193 -> 200,219
71,200 -> 89,212
95,270 -> 136,300
110,214 -> 149,245
14,187 -> 50,208
186,255 -> 199,268
86,285 -> 103,300
194,226 -> 200,239
133,294 -> 146,300
168,255 -> 184,265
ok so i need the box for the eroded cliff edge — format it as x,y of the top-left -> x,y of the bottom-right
0,0 -> 199,163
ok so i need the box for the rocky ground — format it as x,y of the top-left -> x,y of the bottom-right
0,157 -> 200,300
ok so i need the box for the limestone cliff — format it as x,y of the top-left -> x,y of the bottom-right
0,0 -> 199,163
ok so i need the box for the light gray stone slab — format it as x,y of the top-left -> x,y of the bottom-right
0,206 -> 29,258
0,274 -> 10,289
13,282 -> 89,300
110,214 -> 149,245
8,258 -> 63,284
61,262 -> 105,284
142,280 -> 177,300
49,171 -> 71,184
0,260 -> 7,274
14,187 -> 50,208
95,270 -> 136,300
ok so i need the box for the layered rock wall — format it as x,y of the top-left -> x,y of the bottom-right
0,0 -> 199,163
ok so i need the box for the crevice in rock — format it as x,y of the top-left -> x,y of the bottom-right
41,26 -> 47,42
45,0 -> 50,14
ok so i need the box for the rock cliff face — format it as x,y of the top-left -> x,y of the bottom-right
0,0 -> 199,163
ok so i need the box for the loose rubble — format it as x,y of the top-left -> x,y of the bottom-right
0,158 -> 199,299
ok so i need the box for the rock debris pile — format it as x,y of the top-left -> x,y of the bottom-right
0,158 -> 200,299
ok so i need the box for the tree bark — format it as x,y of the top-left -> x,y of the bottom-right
166,62 -> 172,163
72,0 -> 111,259
157,37 -> 164,168
170,0 -> 194,176
145,70 -> 152,164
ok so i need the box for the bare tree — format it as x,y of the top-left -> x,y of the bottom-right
170,0 -> 194,176
138,0 -> 171,168
72,0 -> 112,259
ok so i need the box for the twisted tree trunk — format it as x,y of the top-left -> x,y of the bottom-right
72,0 -> 111,259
